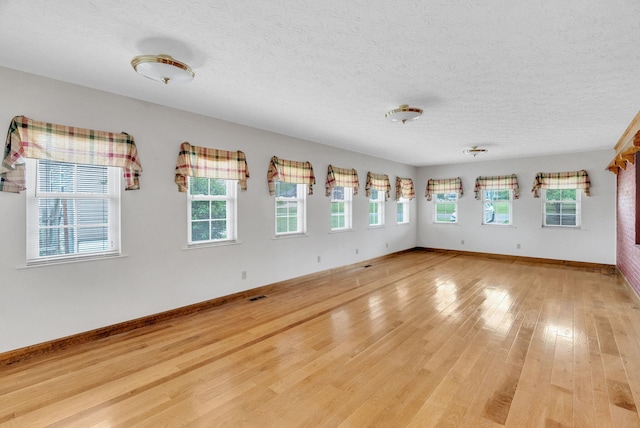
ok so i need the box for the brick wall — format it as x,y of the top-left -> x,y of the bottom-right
617,156 -> 640,294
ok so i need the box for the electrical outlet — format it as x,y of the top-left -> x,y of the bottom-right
317,256 -> 321,263
517,243 -> 521,249
241,271 -> 247,280
356,249 -> 359,254
385,243 -> 389,248
461,239 -> 465,245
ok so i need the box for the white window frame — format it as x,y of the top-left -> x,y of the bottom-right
397,197 -> 410,224
542,188 -> 581,228
275,181 -> 307,236
368,189 -> 385,227
25,158 -> 121,264
434,192 -> 458,224
187,177 -> 237,245
331,186 -> 353,231
481,189 -> 513,225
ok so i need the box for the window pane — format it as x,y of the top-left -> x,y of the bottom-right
560,189 -> 576,200
78,227 -> 109,252
485,190 -> 509,200
39,199 -> 76,226
38,160 -> 75,193
436,202 -> 456,222
491,201 -> 510,224
39,227 -> 76,256
191,221 -> 210,241
210,201 -> 226,219
332,186 -> 345,200
332,201 -> 345,215
77,164 -> 108,194
211,219 -> 227,239
191,200 -> 210,220
276,181 -> 297,197
210,178 -> 227,196
77,199 -> 108,224
190,177 -> 209,195
276,200 -> 298,233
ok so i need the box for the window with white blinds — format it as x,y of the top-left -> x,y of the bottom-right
25,158 -> 120,264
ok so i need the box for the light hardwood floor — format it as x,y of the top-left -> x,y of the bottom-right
2,250 -> 640,427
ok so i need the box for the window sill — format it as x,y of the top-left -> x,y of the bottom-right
433,221 -> 458,225
396,222 -> 410,227
329,228 -> 354,234
367,225 -> 386,230
273,233 -> 309,240
19,253 -> 128,269
184,240 -> 241,250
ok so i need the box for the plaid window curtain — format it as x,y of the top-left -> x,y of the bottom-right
425,177 -> 463,201
325,165 -> 359,196
0,115 -> 142,192
174,142 -> 249,192
365,172 -> 391,200
474,174 -> 520,200
395,177 -> 415,200
267,156 -> 315,195
531,170 -> 590,197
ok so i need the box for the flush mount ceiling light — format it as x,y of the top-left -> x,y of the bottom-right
131,54 -> 194,84
385,104 -> 423,124
463,146 -> 488,157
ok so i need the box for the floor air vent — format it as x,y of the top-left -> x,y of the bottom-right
364,264 -> 372,268
249,295 -> 267,301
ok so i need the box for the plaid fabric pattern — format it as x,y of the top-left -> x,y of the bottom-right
531,170 -> 590,197
325,165 -> 359,196
474,174 -> 520,200
268,156 -> 315,195
425,177 -> 463,201
175,142 -> 249,192
395,177 -> 415,200
1,115 -> 142,192
365,171 -> 391,200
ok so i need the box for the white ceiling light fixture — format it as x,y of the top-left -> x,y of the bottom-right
131,54 -> 194,84
385,104 -> 423,124
463,146 -> 488,157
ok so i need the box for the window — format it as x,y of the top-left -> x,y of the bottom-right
397,197 -> 410,224
26,158 -> 120,263
188,177 -> 237,244
369,189 -> 385,226
275,181 -> 307,235
331,186 -> 352,230
434,192 -> 458,223
543,189 -> 580,227
482,189 -> 512,225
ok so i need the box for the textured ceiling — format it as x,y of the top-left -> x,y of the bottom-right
0,0 -> 638,166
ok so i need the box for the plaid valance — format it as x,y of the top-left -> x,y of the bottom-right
395,177 -> 415,200
474,174 -> 520,200
325,165 -> 359,196
531,170 -> 590,197
268,156 -> 315,195
366,171 -> 391,200
175,142 -> 249,192
1,116 -> 142,193
425,177 -> 463,201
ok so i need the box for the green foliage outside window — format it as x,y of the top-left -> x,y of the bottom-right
544,189 -> 577,226
190,178 -> 229,242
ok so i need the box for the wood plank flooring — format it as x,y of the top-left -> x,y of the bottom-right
1,250 -> 640,427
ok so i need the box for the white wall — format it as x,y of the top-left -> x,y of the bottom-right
416,150 -> 616,264
0,67 -> 417,353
